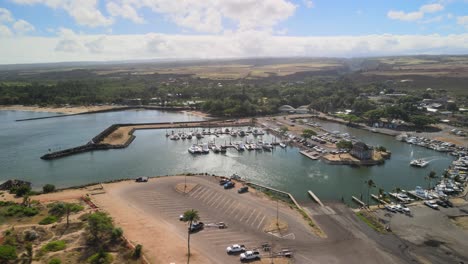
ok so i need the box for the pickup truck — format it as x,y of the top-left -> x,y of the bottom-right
188,222 -> 204,233
240,250 -> 260,261
226,244 -> 246,254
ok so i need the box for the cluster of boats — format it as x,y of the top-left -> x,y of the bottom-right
167,127 -> 266,141
398,134 -> 466,155
187,140 -> 287,155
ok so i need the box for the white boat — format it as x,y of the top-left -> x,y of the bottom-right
410,159 -> 429,168
188,144 -> 201,154
279,143 -> 287,148
170,134 -> 180,140
202,143 -> 210,154
262,143 -> 273,151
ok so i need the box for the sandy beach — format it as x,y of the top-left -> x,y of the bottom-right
0,104 -> 118,114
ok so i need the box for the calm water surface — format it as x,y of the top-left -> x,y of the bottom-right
0,110 -> 454,203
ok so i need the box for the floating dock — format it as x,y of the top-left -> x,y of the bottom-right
300,150 -> 320,160
407,191 -> 425,200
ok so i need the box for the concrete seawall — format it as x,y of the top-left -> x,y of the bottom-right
41,119 -> 253,160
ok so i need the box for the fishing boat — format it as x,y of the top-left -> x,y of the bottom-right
410,159 -> 429,168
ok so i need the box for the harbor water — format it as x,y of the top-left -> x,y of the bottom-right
0,110 -> 454,203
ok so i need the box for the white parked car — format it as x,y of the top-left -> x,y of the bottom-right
424,200 -> 439,210
240,250 -> 260,261
226,244 -> 246,254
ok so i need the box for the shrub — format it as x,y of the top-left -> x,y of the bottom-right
43,184 -> 56,193
0,245 -> 17,262
42,240 -> 66,252
1,204 -> 39,217
87,251 -> 113,264
133,244 -> 142,258
22,207 -> 39,217
39,215 -> 58,225
48,258 -> 61,264
111,227 -> 123,241
11,185 -> 31,197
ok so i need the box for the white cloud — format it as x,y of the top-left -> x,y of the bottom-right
11,0 -> 113,27
2,32 -> 468,64
106,2 -> 144,24
101,0 -> 296,33
458,16 -> 468,28
387,10 -> 424,21
13,19 -> 35,34
0,8 -> 14,23
388,3 -> 445,22
419,3 -> 444,13
0,25 -> 13,37
303,0 -> 314,8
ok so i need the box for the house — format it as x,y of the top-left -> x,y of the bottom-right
350,142 -> 373,160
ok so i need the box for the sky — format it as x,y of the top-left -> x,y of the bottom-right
0,0 -> 468,64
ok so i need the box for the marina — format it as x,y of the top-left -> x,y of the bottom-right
0,109 -> 458,204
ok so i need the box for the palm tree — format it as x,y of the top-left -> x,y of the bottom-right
427,170 -> 437,189
365,179 -> 376,206
183,209 -> 200,264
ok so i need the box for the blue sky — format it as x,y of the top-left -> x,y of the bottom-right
0,0 -> 468,64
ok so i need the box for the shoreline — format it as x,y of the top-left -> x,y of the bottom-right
0,104 -> 119,114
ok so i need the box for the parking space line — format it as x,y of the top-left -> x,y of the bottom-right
192,188 -> 207,199
207,193 -> 222,207
229,203 -> 241,217
219,198 -> 232,212
190,185 -> 204,196
204,192 -> 218,205
208,193 -> 223,207
245,209 -> 257,224
257,215 -> 266,229
239,208 -> 251,221
222,201 -> 235,214
250,211 -> 262,227
198,188 -> 212,200
215,196 -> 228,209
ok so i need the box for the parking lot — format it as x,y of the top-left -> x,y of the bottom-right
120,175 -> 318,263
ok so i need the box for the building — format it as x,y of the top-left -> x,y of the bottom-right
296,105 -> 310,114
278,105 -> 296,113
350,142 -> 373,160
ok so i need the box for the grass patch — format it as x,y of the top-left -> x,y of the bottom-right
356,211 -> 387,233
42,240 -> 66,252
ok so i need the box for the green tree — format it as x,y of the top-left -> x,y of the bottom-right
87,212 -> 114,244
42,184 -> 56,194
364,109 -> 384,123
336,140 -> 353,150
182,209 -> 200,264
446,102 -> 458,112
12,185 -> 31,197
301,129 -> 317,139
0,245 -> 17,263
410,115 -> 437,128
132,244 -> 142,259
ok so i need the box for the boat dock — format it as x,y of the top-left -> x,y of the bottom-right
371,194 -> 388,205
407,191 -> 425,200
351,196 -> 366,207
300,150 -> 320,160
388,193 -> 410,203
308,190 -> 324,207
